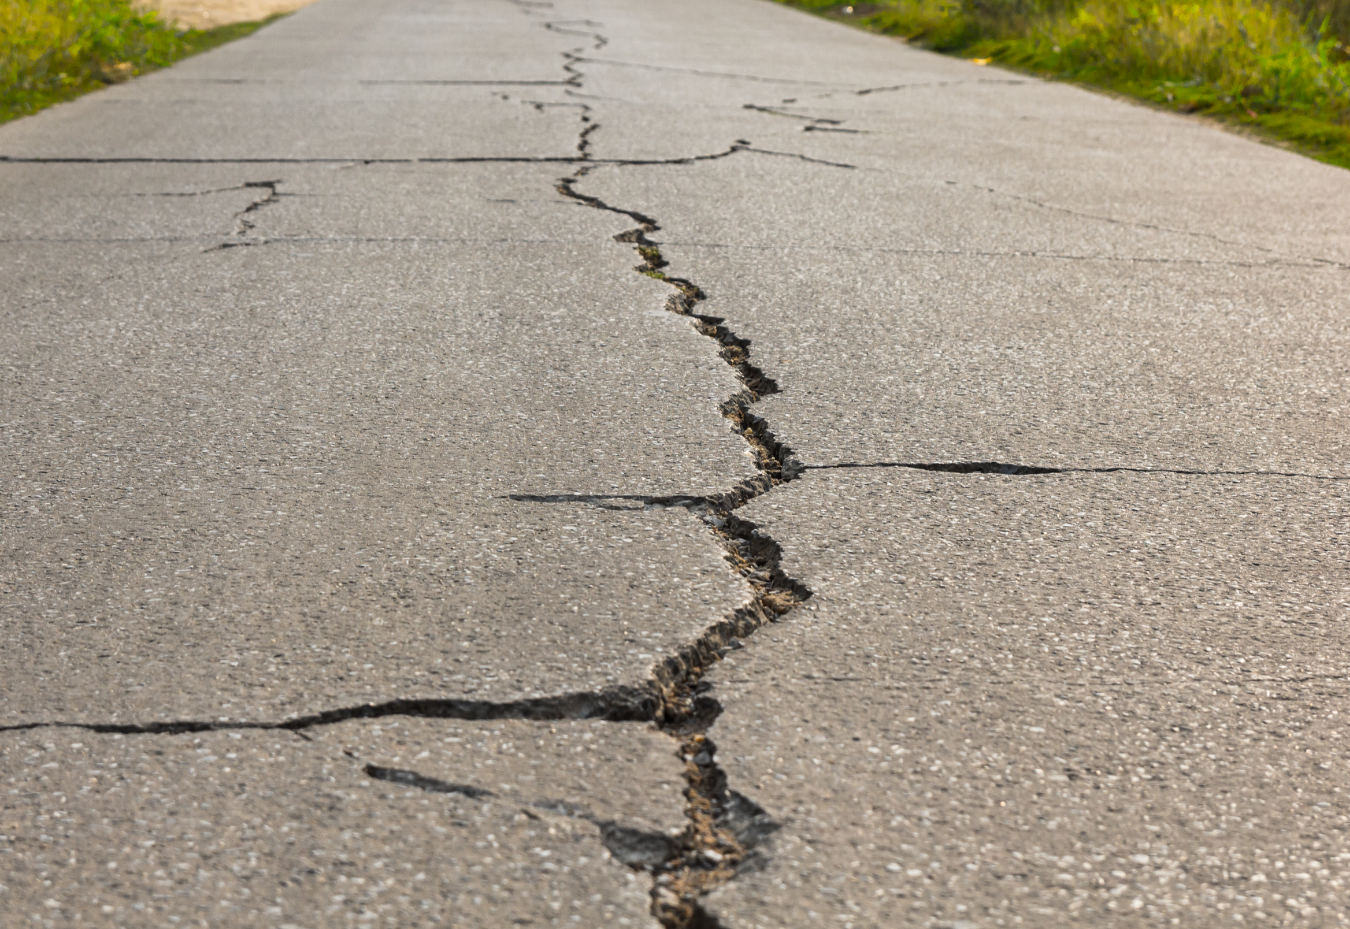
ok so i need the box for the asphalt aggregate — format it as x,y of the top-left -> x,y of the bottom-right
2,0 -> 1348,926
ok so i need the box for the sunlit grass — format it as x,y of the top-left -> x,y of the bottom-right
1,0 -> 277,124
783,0 -> 1350,169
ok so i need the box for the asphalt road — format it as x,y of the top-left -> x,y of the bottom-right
2,0 -> 1348,926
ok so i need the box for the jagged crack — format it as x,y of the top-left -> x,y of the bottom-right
556,166 -> 811,927
234,179 -> 281,234
202,178 -> 284,250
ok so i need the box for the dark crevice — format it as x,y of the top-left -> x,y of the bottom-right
577,120 -> 600,157
362,765 -> 684,873
811,460 -> 1062,476
809,461 -> 1350,480
528,801 -> 681,870
792,672 -> 1350,687
1,15 -> 826,929
595,820 -> 683,870
547,20 -> 607,90
554,158 -> 808,924
0,688 -> 661,736
364,763 -> 495,799
556,176 -> 659,227
508,492 -> 707,510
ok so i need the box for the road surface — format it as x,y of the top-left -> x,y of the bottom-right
3,0 -> 1349,926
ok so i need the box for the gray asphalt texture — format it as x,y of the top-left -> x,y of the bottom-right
2,0 -> 1347,926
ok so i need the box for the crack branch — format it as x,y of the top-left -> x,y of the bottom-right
552,161 -> 812,925
973,183 -> 1350,270
571,56 -> 837,86
807,461 -> 1350,480
3,148 -> 854,169
364,763 -> 495,799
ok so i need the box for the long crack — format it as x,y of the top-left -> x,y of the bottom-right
533,13 -> 817,924
3,13 -> 819,929
808,460 -> 1350,480
553,167 -> 812,925
0,147 -> 855,168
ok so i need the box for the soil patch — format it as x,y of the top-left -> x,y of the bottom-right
137,0 -> 320,30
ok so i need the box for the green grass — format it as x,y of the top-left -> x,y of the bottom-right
778,0 -> 1350,170
2,0 -> 280,125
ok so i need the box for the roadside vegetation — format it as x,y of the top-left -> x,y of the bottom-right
778,0 -> 1350,169
2,0 -> 276,125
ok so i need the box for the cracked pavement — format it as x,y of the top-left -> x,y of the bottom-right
2,0 -> 1349,926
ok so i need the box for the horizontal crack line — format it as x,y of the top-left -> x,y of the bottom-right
508,492 -> 707,510
974,184 -> 1350,271
0,687 -> 664,736
0,146 -> 853,169
729,674 -> 1350,688
3,237 -> 1322,269
659,240 -> 1337,269
364,764 -> 495,799
4,667 -> 1342,736
569,56 -> 839,85
807,461 -> 1350,480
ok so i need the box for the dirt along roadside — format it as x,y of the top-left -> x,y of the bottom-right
136,0 -> 321,30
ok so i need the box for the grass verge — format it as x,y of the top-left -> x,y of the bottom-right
776,0 -> 1350,170
2,0 -> 281,126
